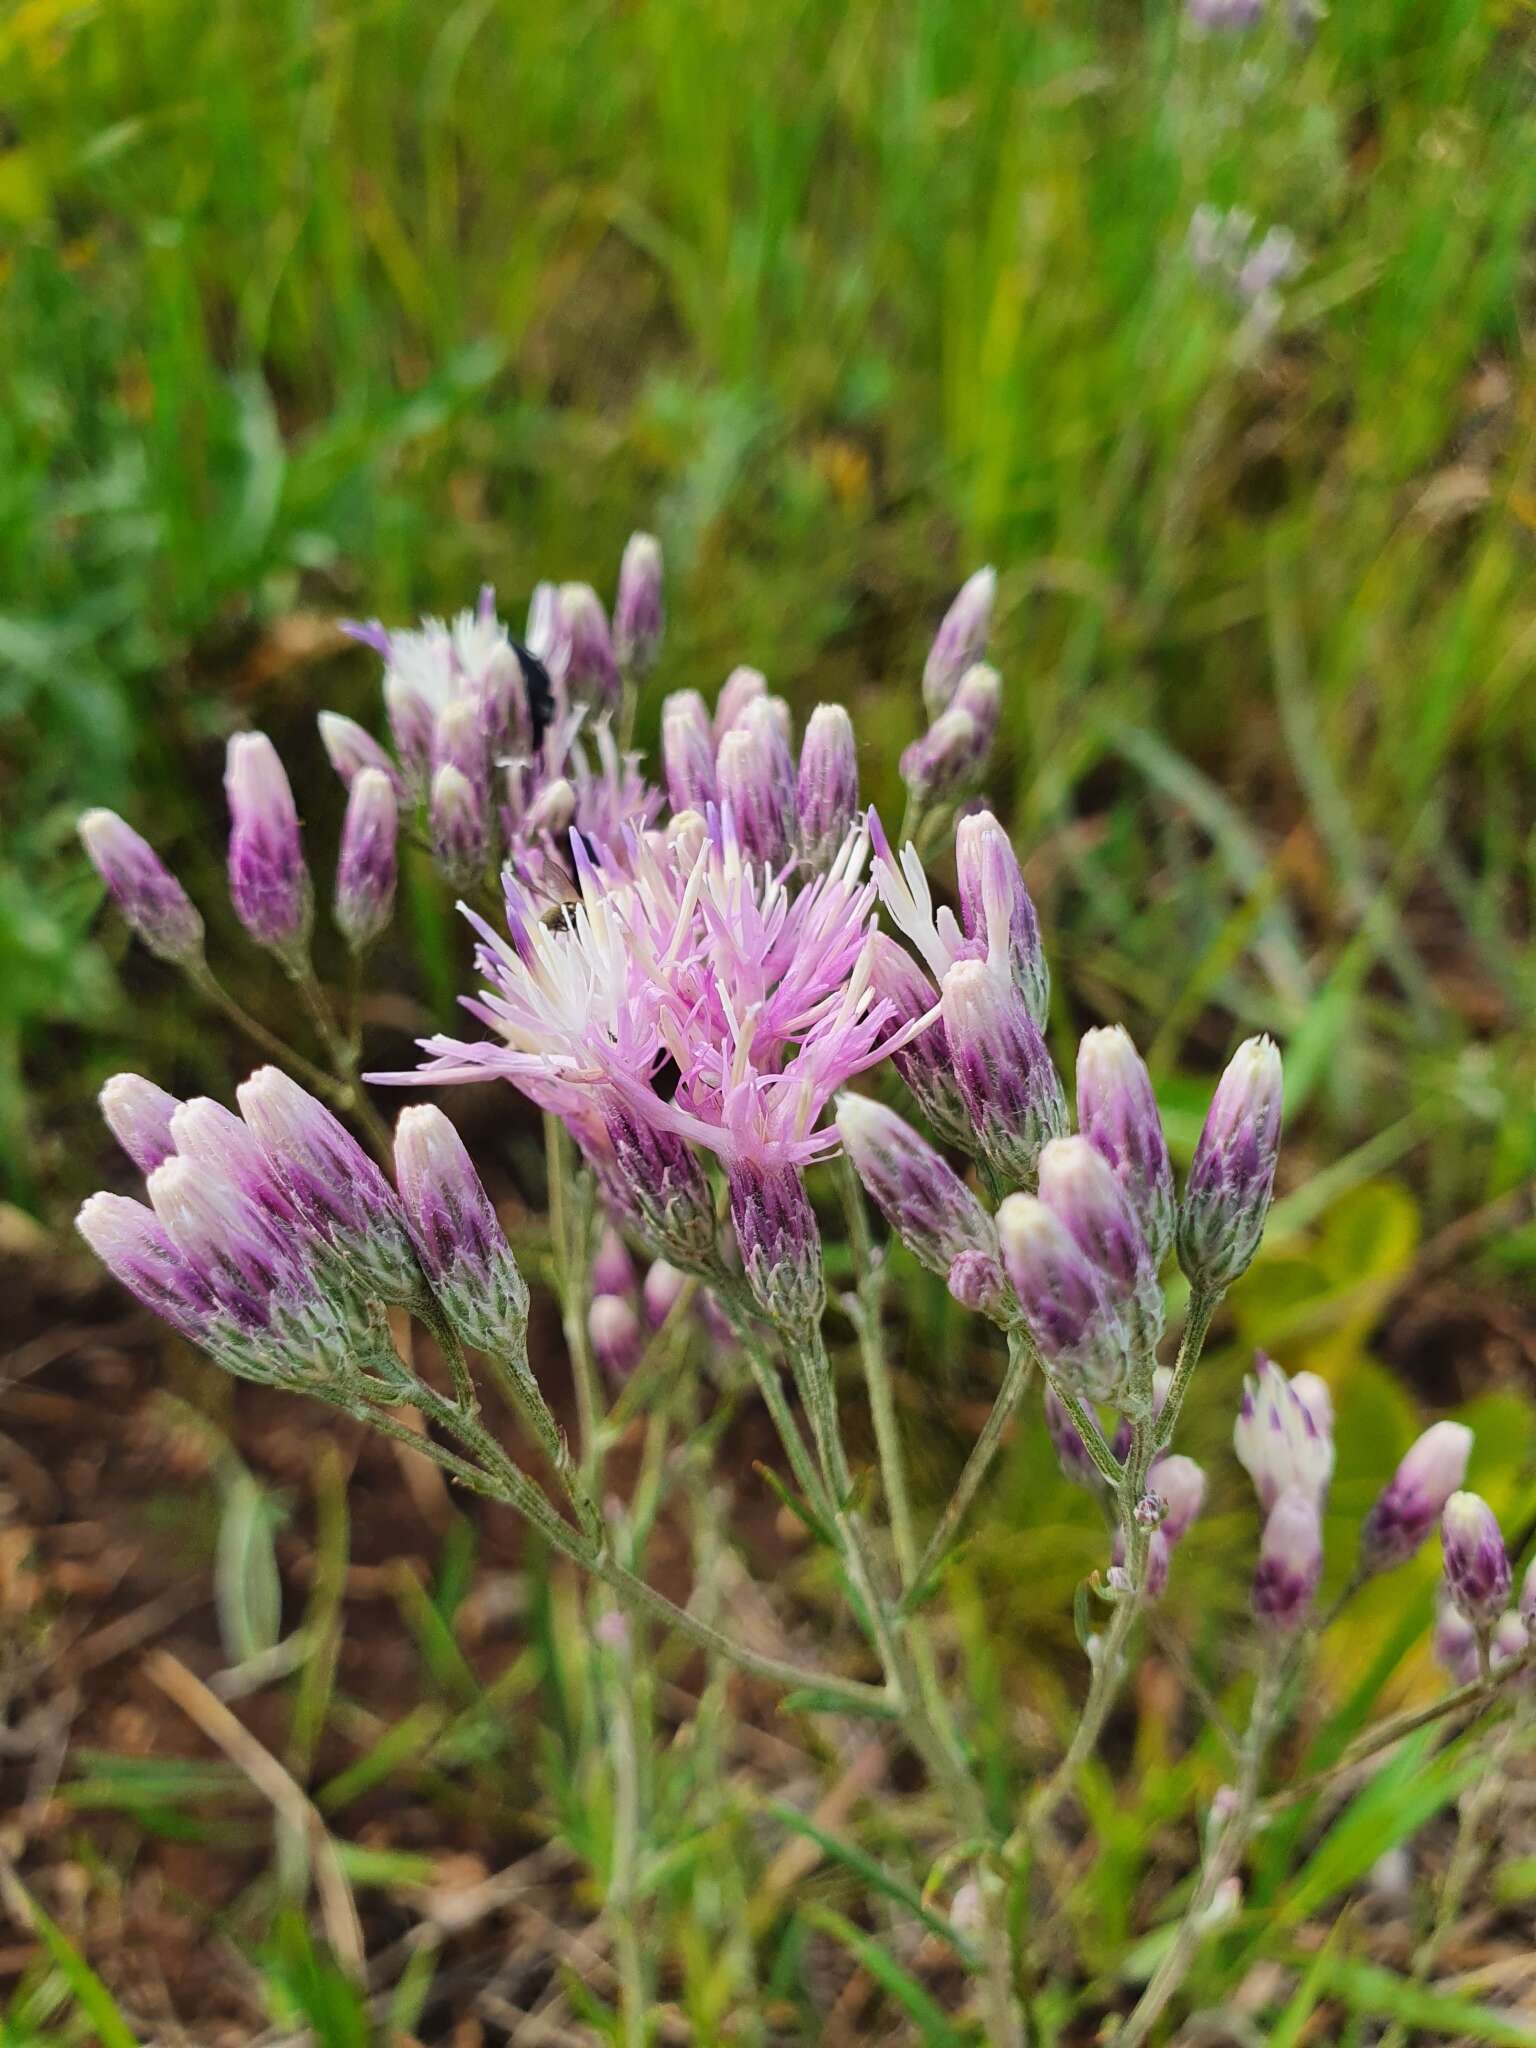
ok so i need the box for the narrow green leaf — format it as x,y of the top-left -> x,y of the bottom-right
215,1467 -> 284,1664
1318,1957 -> 1536,2045
801,1904 -> 965,2046
780,1687 -> 900,1722
766,1802 -> 980,1963
19,1888 -> 140,2048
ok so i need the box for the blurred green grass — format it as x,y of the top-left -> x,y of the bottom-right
2,0 -> 1535,1241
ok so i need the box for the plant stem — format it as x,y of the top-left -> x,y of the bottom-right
285,951 -> 394,1161
1048,1377 -> 1122,1489
543,1111 -> 604,1486
838,1158 -> 918,1582
907,1327 -> 1040,1604
1115,1645 -> 1285,2047
187,963 -> 340,1098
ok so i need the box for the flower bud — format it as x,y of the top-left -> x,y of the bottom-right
946,1248 -> 1011,1320
79,810 -> 205,965
1036,1136 -> 1163,1359
1234,1354 -> 1334,1512
590,1292 -> 644,1380
662,691 -> 718,814
1433,1592 -> 1479,1686
942,959 -> 1068,1189
526,581 -> 572,686
1113,1524 -> 1171,1600
430,762 -> 489,885
643,1258 -> 689,1329
797,704 -> 859,869
100,1073 -> 182,1176
318,711 -> 402,794
923,567 -> 996,720
334,768 -> 398,952
1178,1036 -> 1283,1292
1147,1454 -> 1206,1544
714,665 -> 768,738
1491,1609 -> 1528,1675
835,1093 -> 998,1281
76,1191 -> 215,1341
951,662 -> 1001,747
1441,1491 -> 1511,1631
867,935 -> 972,1152
432,695 -> 489,793
717,698 -> 797,868
613,532 -> 664,675
592,1223 -> 637,1303
393,1104 -> 529,1354
225,733 -> 313,954
1252,1487 -> 1323,1632
559,582 -> 620,713
729,1161 -> 823,1330
602,1102 -> 717,1266
955,810 -> 1048,1028
237,1065 -> 419,1303
900,705 -> 985,808
1360,1421 -> 1474,1575
1043,1384 -> 1105,1489
524,774 -> 577,842
1075,1026 -> 1175,1266
146,1153 -> 306,1331
997,1194 -> 1132,1401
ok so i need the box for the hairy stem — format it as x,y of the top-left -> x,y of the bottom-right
907,1327 -> 1040,1604
1116,1646 -> 1285,2046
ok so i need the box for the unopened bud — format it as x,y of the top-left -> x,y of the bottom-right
1178,1036 -> 1283,1292
80,811 -> 204,965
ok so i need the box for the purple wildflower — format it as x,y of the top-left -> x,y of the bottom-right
922,568 -> 996,720
79,810 -> 204,966
798,705 -> 860,871
225,733 -> 313,955
941,958 -> 1067,1188
393,1104 -> 529,1355
614,532 -> 664,676
835,1092 -> 999,1282
335,768 -> 398,952
100,1073 -> 181,1176
1441,1492 -> 1511,1632
1075,1026 -> 1174,1266
1178,1036 -> 1283,1293
1233,1353 -> 1333,1512
1252,1488 -> 1323,1632
1360,1421 -> 1474,1576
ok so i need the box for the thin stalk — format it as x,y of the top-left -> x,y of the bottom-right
285,951 -> 393,1161
909,1316 -> 1042,1759
187,962 -> 339,1099
837,1159 -> 918,1583
1047,1378 -> 1122,1490
604,1607 -> 650,2048
1116,1646 -> 1286,2047
1150,1286 -> 1221,1457
543,1111 -> 605,1484
386,1383 -> 891,1712
1377,1693 -> 1535,2048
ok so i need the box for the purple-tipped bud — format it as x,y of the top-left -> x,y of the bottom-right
335,768 -> 398,953
835,1093 -> 999,1282
1044,1384 -> 1106,1489
956,810 -> 1048,1028
1522,1557 -> 1536,1636
1148,1455 -> 1206,1544
432,695 -> 489,793
1441,1491 -> 1511,1631
661,691 -> 718,814
1234,1353 -> 1334,1512
430,763 -> 489,886
146,1153 -> 306,1332
168,1097 -> 301,1241
951,663 -> 1001,747
1360,1421 -> 1475,1575
714,665 -> 768,739
318,712 -> 402,794
643,1258 -> 689,1329
100,1073 -> 181,1175
614,532 -> 664,675
900,705 -> 986,808
237,1066 -> 419,1302
797,705 -> 859,869
1433,1593 -> 1479,1686
717,697 -> 797,868
1178,1036 -> 1283,1293
393,1104 -> 529,1354
76,1191 -> 214,1341
868,935 -> 972,1152
1491,1609 -> 1528,1675
1037,1136 -> 1163,1358
79,810 -> 205,965
1075,1026 -> 1175,1266
524,774 -> 577,842
559,583 -> 620,713
941,959 -> 1068,1189
729,1161 -> 824,1330
225,733 -> 313,954
946,1247 -> 1011,1320
602,1101 -> 717,1267
590,1292 -> 644,1380
1112,1525 -> 1171,1600
997,1194 -> 1132,1401
593,1223 -> 638,1303
1253,1487 -> 1323,1632
922,567 -> 997,720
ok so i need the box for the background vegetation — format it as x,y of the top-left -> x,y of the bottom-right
3,0 -> 1536,2040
